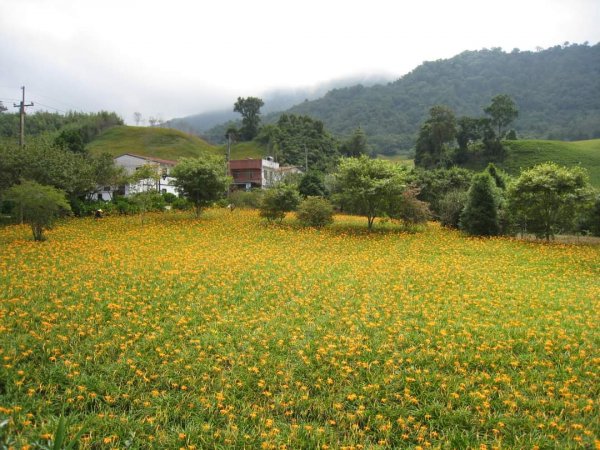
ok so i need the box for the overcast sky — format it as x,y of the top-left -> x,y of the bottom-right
1,0 -> 599,124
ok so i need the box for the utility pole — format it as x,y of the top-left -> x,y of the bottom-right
13,86 -> 34,149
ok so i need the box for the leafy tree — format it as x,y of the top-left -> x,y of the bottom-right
414,105 -> 457,169
271,114 -> 340,172
133,112 -> 142,126
332,156 -> 407,230
298,172 -> 327,198
233,97 -> 264,140
460,172 -> 500,236
259,184 -> 300,222
507,163 -> 593,240
54,128 -> 86,153
171,156 -> 231,217
438,189 -> 468,228
393,185 -> 431,228
296,196 -> 334,228
340,127 -> 369,157
484,94 -> 518,138
411,167 -> 473,218
5,180 -> 71,241
0,101 -> 7,113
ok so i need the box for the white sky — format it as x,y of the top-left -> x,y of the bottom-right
1,0 -> 599,123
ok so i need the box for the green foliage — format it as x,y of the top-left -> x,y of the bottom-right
332,156 -> 407,230
229,189 -> 264,209
507,163 -> 594,240
234,97 -> 264,141
296,196 -> 334,228
411,167 -> 473,217
393,185 -> 431,227
579,194 -> 600,236
269,44 -> 600,154
268,114 -> 340,172
4,180 -> 71,241
171,156 -> 231,216
259,184 -> 300,222
171,197 -> 193,211
162,192 -> 178,204
484,94 -> 519,138
438,189 -> 469,228
460,173 -> 500,236
340,127 -> 370,157
0,137 -> 125,207
414,105 -> 457,169
298,172 -> 327,198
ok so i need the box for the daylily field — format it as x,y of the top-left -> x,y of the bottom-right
0,210 -> 598,449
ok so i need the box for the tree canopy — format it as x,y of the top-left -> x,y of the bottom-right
171,156 -> 231,216
332,156 -> 407,230
233,97 -> 264,141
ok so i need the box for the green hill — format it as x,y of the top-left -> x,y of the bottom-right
501,139 -> 600,186
86,126 -> 216,160
205,43 -> 600,154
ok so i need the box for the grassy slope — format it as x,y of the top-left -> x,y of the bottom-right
86,126 -> 217,160
501,139 -> 600,186
86,125 -> 267,162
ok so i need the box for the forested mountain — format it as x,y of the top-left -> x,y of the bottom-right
203,43 -> 600,155
164,74 -> 393,135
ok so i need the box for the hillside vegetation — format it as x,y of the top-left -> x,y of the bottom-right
201,44 -> 600,154
86,126 -> 216,160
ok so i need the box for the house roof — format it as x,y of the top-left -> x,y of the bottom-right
117,153 -> 177,166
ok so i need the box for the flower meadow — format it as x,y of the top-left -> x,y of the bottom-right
0,210 -> 598,449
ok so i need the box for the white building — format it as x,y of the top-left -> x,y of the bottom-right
95,153 -> 179,200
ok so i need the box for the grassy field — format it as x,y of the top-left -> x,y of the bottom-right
501,139 -> 600,186
86,126 -> 216,160
1,211 -> 599,449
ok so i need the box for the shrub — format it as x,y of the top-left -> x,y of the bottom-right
296,197 -> 334,228
438,189 -> 468,228
172,197 -> 193,211
229,189 -> 264,209
393,185 -> 431,227
259,185 -> 300,222
162,192 -> 177,204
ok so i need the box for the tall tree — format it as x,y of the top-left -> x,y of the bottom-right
484,94 -> 518,138
414,105 -> 456,169
459,172 -> 500,236
233,97 -> 264,141
340,127 -> 369,157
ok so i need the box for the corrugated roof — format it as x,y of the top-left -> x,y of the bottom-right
117,153 -> 177,166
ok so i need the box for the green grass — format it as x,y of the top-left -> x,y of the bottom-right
219,141 -> 269,160
1,210 -> 598,449
86,126 -> 217,160
501,139 -> 600,186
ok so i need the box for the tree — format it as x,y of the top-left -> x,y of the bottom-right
259,184 -> 300,222
460,172 -> 500,236
127,164 -> 161,223
393,185 -> 431,228
133,112 -> 142,126
332,156 -> 407,230
340,127 -> 369,157
0,101 -> 7,113
171,156 -> 231,217
298,172 -> 327,198
484,94 -> 518,138
507,163 -> 593,240
296,196 -> 334,228
5,180 -> 71,241
414,105 -> 457,169
233,97 -> 264,141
